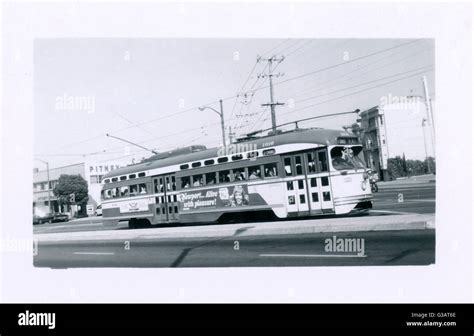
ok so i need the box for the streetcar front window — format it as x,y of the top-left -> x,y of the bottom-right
330,146 -> 365,171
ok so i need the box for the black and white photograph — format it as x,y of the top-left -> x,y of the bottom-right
0,1 -> 472,306
31,37 -> 436,268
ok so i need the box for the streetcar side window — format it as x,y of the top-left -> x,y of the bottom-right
205,172 -> 217,185
218,170 -> 231,183
129,184 -> 138,196
248,165 -> 262,180
264,163 -> 278,178
318,151 -> 329,172
139,183 -> 148,194
111,187 -> 119,198
165,176 -> 172,191
295,156 -> 303,175
284,158 -> 292,176
104,189 -> 113,199
192,174 -> 204,187
307,152 -> 316,173
171,176 -> 176,191
233,167 -> 246,181
158,177 -> 164,192
120,186 -> 129,197
181,176 -> 191,189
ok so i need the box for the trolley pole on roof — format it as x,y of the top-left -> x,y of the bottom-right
199,99 -> 226,146
106,133 -> 159,155
258,55 -> 285,133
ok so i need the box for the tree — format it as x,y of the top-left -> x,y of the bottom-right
402,153 -> 408,175
351,123 -> 363,136
387,156 -> 405,178
53,174 -> 89,207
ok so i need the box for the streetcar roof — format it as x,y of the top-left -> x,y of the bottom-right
103,128 -> 360,179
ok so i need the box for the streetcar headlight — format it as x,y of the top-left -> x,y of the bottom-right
361,181 -> 367,190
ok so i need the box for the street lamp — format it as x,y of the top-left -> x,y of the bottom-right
35,158 -> 52,214
199,99 -> 226,146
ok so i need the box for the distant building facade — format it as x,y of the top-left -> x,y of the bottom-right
33,161 -> 124,217
358,106 -> 390,181
358,97 -> 434,181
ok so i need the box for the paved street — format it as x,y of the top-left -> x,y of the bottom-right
34,229 -> 434,268
370,175 -> 435,215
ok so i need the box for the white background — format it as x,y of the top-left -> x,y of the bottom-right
0,1 -> 472,302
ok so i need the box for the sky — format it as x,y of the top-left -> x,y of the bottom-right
33,38 -> 435,169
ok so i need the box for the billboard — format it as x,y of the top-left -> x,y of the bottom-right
178,185 -> 250,211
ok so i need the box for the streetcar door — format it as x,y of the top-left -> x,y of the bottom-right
153,174 -> 179,223
164,174 -> 179,222
306,148 -> 334,214
283,154 -> 310,215
153,176 -> 167,223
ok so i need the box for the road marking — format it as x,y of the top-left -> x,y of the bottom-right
260,254 -> 366,258
73,252 -> 115,255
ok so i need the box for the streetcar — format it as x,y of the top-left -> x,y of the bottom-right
100,128 -> 373,228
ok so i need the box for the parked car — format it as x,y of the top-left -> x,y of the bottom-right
33,213 -> 69,225
33,213 -> 54,225
52,213 -> 69,223
95,204 -> 102,216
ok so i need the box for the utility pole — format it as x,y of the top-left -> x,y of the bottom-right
258,55 -> 285,133
422,118 -> 431,174
228,126 -> 235,145
422,76 -> 435,148
199,99 -> 226,146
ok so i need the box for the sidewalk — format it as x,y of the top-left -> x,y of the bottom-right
379,174 -> 436,186
36,213 -> 435,243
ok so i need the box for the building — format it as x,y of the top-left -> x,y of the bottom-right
33,161 -> 124,217
358,97 -> 435,181
358,106 -> 390,181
